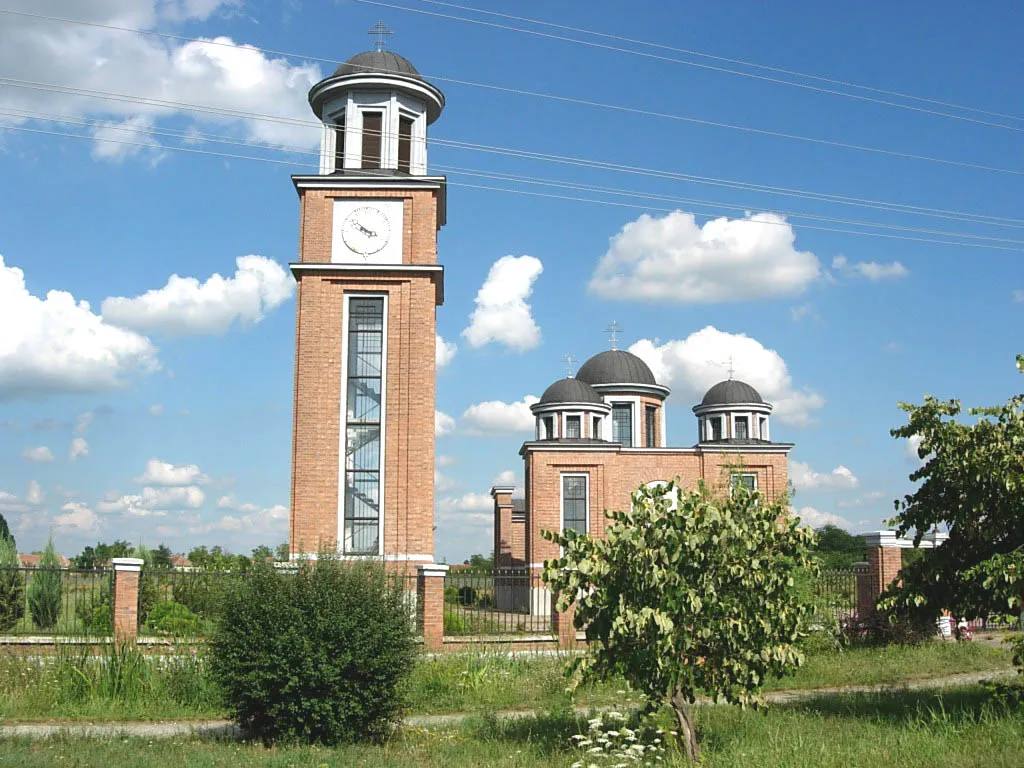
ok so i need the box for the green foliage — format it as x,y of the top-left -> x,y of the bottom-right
209,557 -> 417,745
134,544 -> 160,626
152,544 -> 174,568
0,533 -> 25,632
275,542 -> 290,561
881,354 -> 1024,632
73,541 -> 134,570
172,574 -> 227,619
145,601 -> 202,637
251,545 -> 274,561
0,512 -> 13,549
188,545 -> 252,572
463,552 -> 494,570
813,525 -> 866,569
542,479 -> 818,762
27,537 -> 62,630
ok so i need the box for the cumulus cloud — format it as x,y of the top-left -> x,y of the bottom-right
25,480 -> 43,506
102,256 -> 294,336
96,485 -> 205,516
837,490 -> 886,509
190,501 -> 288,535
904,434 -> 926,466
462,256 -> 543,351
794,506 -> 849,529
148,404 -> 164,416
436,334 -> 457,369
0,254 -> 158,400
69,437 -> 89,461
74,411 -> 94,435
630,327 -> 824,427
436,493 -> 493,526
436,454 -> 456,468
21,446 -> 54,463
790,460 -> 859,491
831,256 -> 908,281
435,411 -> 456,437
135,459 -> 209,486
492,470 -> 517,486
1013,290 -> 1024,303
589,211 -> 821,303
434,470 -> 459,493
54,502 -> 101,533
461,395 -> 539,435
0,2 -> 321,161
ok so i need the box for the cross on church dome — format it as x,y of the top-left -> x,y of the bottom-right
368,21 -> 394,52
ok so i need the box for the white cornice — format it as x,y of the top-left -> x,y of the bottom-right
290,263 -> 444,305
697,442 -> 793,454
530,401 -> 611,415
292,174 -> 446,191
589,382 -> 671,399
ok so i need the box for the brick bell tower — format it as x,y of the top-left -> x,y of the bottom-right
288,37 -> 445,565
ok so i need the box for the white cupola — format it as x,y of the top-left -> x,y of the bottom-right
692,379 -> 773,443
307,37 -> 445,176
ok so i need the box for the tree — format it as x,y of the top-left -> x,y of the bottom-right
881,354 -> 1024,636
73,541 -> 134,570
251,545 -> 274,562
0,532 -> 24,632
0,512 -> 13,550
463,552 -> 494,570
153,544 -> 174,569
543,480 -> 817,762
28,536 -> 63,630
275,542 -> 290,562
814,524 -> 866,569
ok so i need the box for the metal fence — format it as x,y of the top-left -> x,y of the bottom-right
813,568 -> 860,625
0,566 -> 112,636
137,568 -> 249,637
444,569 -> 551,636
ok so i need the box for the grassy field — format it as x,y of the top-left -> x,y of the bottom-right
0,685 -> 1022,767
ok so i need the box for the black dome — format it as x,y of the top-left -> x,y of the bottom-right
577,350 -> 657,387
701,379 -> 764,406
334,50 -> 422,80
539,378 -> 603,405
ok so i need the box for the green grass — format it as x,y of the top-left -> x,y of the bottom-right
0,685 -> 1022,767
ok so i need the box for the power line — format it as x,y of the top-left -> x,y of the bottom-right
411,0 -> 1024,125
4,120 -> 1023,252
2,9 -> 1023,178
3,87 -> 1023,232
356,0 -> 1024,133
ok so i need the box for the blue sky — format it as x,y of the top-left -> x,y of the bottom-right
0,0 -> 1021,561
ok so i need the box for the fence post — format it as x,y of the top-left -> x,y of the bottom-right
417,563 -> 449,651
111,557 -> 144,644
859,531 -> 903,618
551,593 -> 577,650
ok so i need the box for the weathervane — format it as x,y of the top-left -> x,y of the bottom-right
368,21 -> 394,52
604,321 -> 622,351
561,353 -> 578,378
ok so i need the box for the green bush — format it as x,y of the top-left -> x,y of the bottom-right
172,573 -> 229,620
209,558 -> 416,745
0,535 -> 24,632
456,585 -> 477,605
443,585 -> 458,604
76,580 -> 113,635
145,601 -> 202,637
28,538 -> 62,630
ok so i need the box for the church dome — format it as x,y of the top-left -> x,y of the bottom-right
333,50 -> 422,80
539,377 -> 603,405
577,350 -> 657,387
701,379 -> 764,406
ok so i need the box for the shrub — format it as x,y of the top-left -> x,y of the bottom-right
173,573 -> 230,620
76,580 -> 113,635
209,557 -> 416,745
145,601 -> 202,637
28,537 -> 62,630
839,611 -> 936,647
443,585 -> 458,604
0,535 -> 24,632
456,585 -> 477,605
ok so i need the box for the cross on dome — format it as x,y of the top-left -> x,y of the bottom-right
604,320 -> 622,351
561,353 -> 578,378
367,21 -> 394,52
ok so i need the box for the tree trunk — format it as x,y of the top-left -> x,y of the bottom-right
670,686 -> 700,763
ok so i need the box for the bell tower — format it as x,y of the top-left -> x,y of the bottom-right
289,33 -> 445,564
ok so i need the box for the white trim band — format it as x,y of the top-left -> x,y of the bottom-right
111,558 -> 144,572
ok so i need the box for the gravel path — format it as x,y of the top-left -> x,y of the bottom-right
0,668 -> 1014,741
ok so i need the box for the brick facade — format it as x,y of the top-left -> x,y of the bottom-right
290,184 -> 442,560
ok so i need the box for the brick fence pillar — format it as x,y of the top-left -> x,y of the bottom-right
858,532 -> 903,618
417,563 -> 449,651
111,557 -> 144,644
551,594 -> 577,650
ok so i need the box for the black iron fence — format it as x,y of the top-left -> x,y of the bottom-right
814,568 -> 860,625
0,566 -> 112,636
444,569 -> 551,636
137,568 -> 250,638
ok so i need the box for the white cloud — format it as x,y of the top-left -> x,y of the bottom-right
1013,290 -> 1024,303
97,485 -> 205,516
630,327 -> 825,427
492,470 -> 517,486
904,434 -> 926,466
837,490 -> 886,509
434,470 -> 459,493
435,411 -> 456,437
794,506 -> 849,529
21,446 -> 55,463
436,493 -> 494,525
54,502 -> 101,533
148,404 -> 164,416
190,502 -> 288,535
790,461 -> 859,491
0,2 -> 321,160
436,454 -> 456,468
461,395 -> 539,435
102,256 -> 294,336
74,411 -> 94,435
789,304 -> 817,323
0,254 -> 158,400
135,459 -> 209,486
589,211 -> 821,303
25,480 -> 43,506
462,256 -> 543,351
436,334 -> 457,369
831,256 -> 908,281
69,437 -> 89,461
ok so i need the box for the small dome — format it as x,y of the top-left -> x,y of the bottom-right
334,50 -> 422,80
539,378 -> 603,405
577,350 -> 657,387
701,379 -> 764,406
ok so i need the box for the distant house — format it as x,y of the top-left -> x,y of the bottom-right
170,554 -> 196,572
18,553 -> 71,569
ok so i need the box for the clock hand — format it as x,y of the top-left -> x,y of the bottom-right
355,222 -> 378,238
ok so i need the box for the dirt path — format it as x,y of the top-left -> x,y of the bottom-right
0,668 -> 1015,741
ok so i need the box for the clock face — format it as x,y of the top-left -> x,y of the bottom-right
341,206 -> 390,257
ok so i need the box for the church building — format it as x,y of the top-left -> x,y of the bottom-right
490,346 -> 793,607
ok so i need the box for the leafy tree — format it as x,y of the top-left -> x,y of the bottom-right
0,512 -> 13,550
28,536 -> 63,630
275,542 -> 290,562
73,540 -> 134,570
251,545 -> 274,562
463,552 -> 494,570
543,480 -> 817,762
0,532 -> 25,632
881,354 -> 1024,639
814,524 -> 866,569
152,544 -> 174,569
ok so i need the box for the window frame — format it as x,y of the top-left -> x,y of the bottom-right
360,110 -> 384,169
611,402 -> 633,447
730,472 -> 758,496
645,405 -> 657,447
560,473 -> 590,535
734,414 -> 750,440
